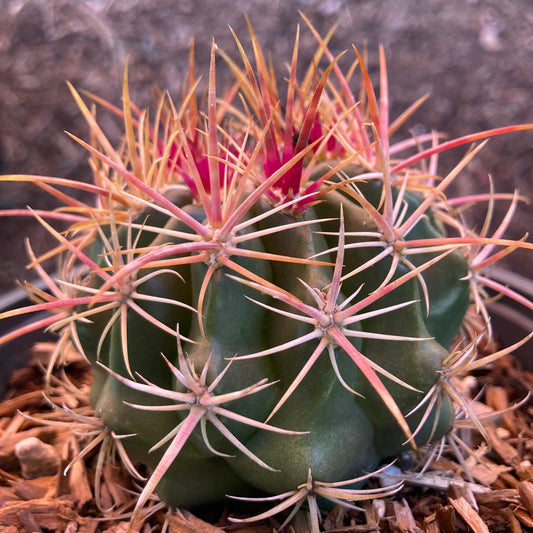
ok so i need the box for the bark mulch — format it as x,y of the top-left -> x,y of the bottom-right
0,341 -> 532,533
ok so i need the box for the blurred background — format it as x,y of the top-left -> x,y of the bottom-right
0,0 -> 532,361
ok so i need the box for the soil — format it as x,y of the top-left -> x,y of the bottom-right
0,342 -> 532,532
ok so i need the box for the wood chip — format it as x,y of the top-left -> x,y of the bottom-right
515,459 -> 533,480
514,507 -> 533,528
449,496 -> 489,533
448,483 -> 479,511
474,488 -> 520,507
10,478 -> 48,500
0,498 -> 82,529
486,425 -> 520,465
58,436 -> 93,507
485,385 -> 519,435
500,507 -> 525,533
101,522 -> 131,533
422,515 -> 439,533
485,385 -> 508,409
499,471 -> 520,488
387,499 -> 424,533
364,499 -> 384,527
518,480 -> 533,516
464,454 -> 511,485
166,510 -> 225,532
18,508 -> 43,532
224,524 -> 275,533
435,504 -> 456,533
0,390 -> 45,417
321,503 -> 348,530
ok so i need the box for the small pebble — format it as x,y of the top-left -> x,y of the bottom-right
14,437 -> 59,479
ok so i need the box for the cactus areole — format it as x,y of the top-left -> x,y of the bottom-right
2,18 -> 533,529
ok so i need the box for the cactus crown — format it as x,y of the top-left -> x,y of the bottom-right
1,16 -> 532,531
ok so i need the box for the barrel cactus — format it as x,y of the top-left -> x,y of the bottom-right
1,19 -> 532,531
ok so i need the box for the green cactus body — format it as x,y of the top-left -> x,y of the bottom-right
75,175 -> 468,506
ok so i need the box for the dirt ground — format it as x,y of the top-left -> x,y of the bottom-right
0,0 -> 532,357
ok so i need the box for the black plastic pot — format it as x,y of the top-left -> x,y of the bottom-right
487,267 -> 533,371
0,283 -> 53,399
